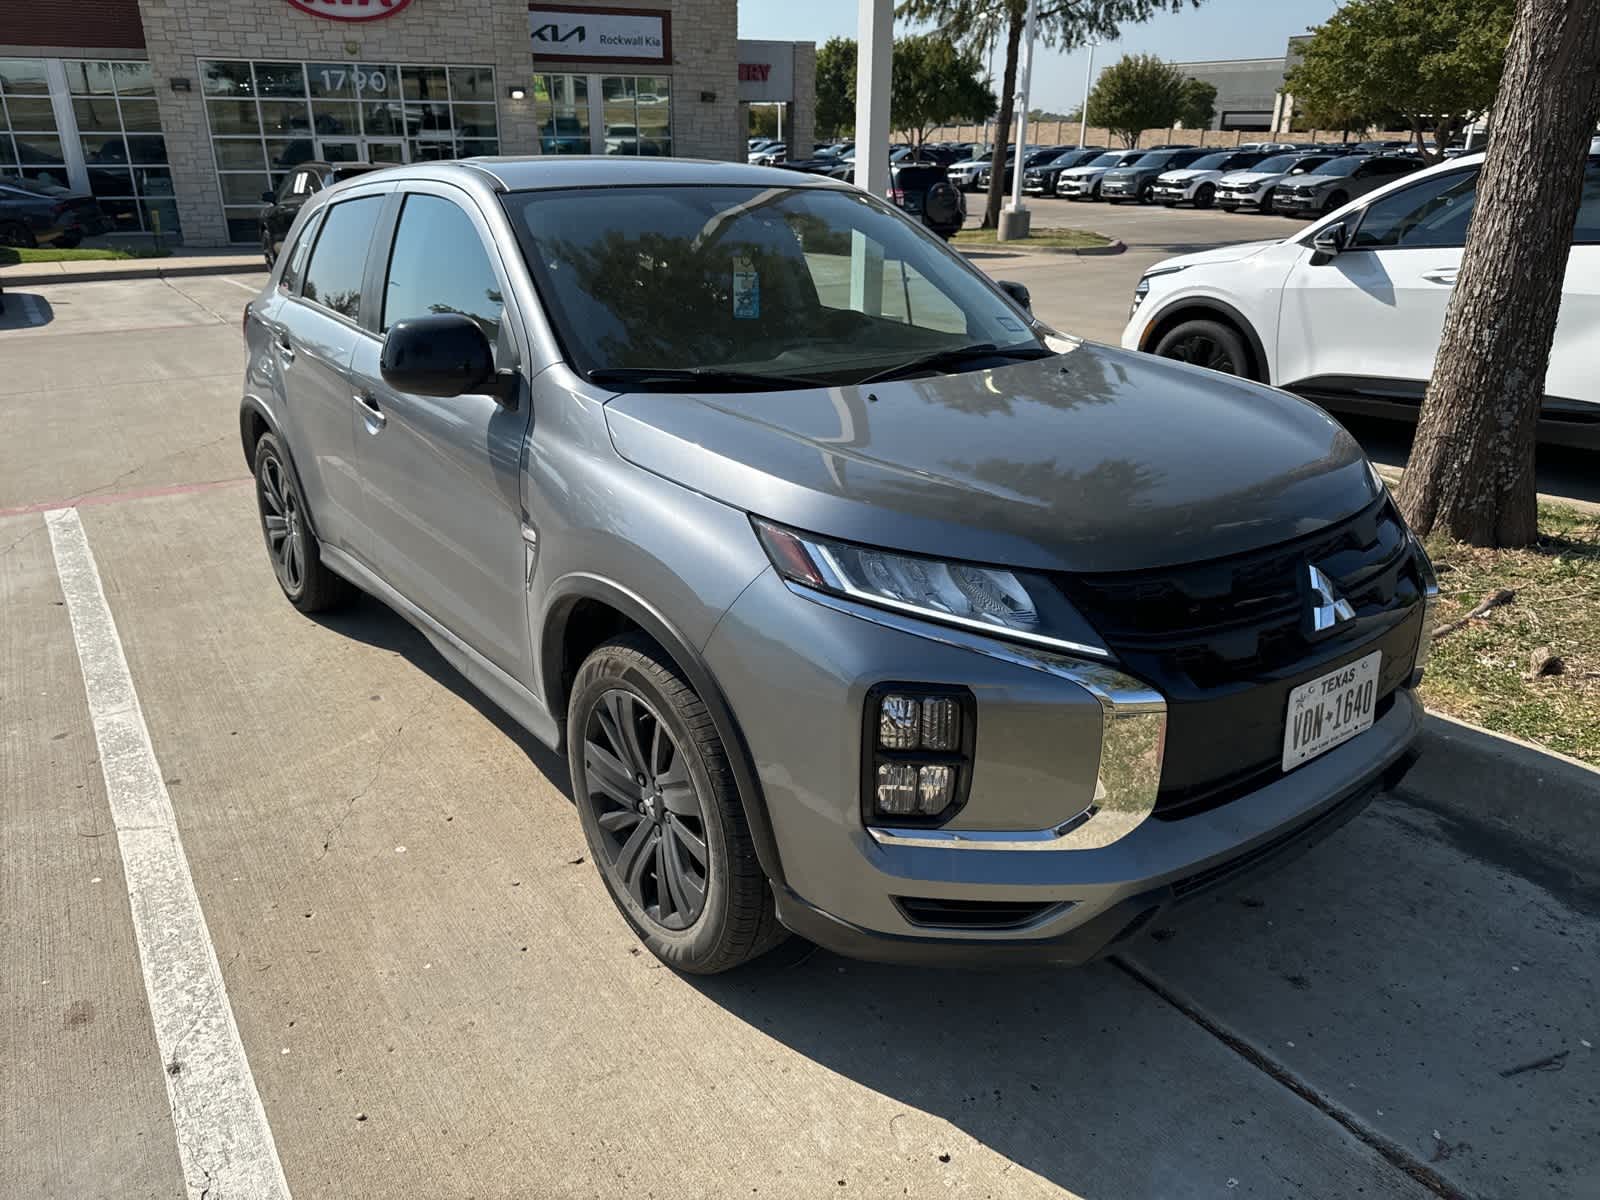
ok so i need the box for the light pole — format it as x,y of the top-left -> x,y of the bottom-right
1078,39 -> 1098,148
998,0 -> 1038,240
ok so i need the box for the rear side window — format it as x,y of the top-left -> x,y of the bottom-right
301,195 -> 383,321
1573,163 -> 1600,244
381,193 -> 503,341
279,209 -> 321,293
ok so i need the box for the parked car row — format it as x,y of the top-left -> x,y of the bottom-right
1124,148 -> 1600,449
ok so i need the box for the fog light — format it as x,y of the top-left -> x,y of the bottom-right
916,764 -> 956,815
879,695 -> 921,749
875,762 -> 920,815
919,697 -> 959,750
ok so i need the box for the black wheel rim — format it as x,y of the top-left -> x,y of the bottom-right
583,689 -> 709,931
1166,333 -> 1238,374
258,453 -> 305,594
0,224 -> 29,248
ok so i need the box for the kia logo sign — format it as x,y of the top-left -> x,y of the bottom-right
283,0 -> 415,22
531,23 -> 586,45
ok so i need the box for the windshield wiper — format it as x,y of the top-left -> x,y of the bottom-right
586,366 -> 832,392
857,342 -> 1054,385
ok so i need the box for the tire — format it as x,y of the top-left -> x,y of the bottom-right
1195,183 -> 1216,209
568,635 -> 786,974
252,432 -> 353,613
0,221 -> 37,249
1138,183 -> 1155,205
263,240 -> 277,269
56,230 -> 83,248
1152,317 -> 1251,379
1259,187 -> 1276,211
923,180 -> 961,230
1324,190 -> 1349,214
1161,200 -> 1177,208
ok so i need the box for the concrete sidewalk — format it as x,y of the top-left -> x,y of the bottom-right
0,249 -> 265,287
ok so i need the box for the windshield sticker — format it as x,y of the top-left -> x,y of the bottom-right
732,254 -> 760,319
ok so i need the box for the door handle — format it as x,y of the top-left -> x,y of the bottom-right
354,390 -> 386,431
1421,268 -> 1458,285
276,334 -> 295,362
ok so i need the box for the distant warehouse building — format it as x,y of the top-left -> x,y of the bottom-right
1169,55 -> 1288,132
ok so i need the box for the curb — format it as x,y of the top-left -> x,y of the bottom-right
1399,712 -> 1600,905
1,260 -> 267,287
1073,239 -> 1127,256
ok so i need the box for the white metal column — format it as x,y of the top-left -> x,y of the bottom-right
44,58 -> 90,194
1000,0 -> 1037,240
851,0 -> 893,314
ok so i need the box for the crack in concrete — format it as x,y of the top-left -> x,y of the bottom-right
317,692 -> 438,860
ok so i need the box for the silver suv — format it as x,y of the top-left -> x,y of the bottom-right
241,159 -> 1432,973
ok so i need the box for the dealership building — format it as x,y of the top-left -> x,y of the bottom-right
2,0 -> 815,246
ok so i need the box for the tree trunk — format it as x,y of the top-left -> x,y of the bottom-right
982,8 -> 1024,230
1395,0 -> 1600,546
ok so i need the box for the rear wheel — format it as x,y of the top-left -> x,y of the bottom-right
568,635 -> 786,974
1152,318 -> 1250,379
252,433 -> 352,613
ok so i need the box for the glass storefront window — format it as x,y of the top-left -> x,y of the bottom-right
62,59 -> 179,235
2,61 -> 67,185
536,74 -> 671,156
535,74 -> 589,155
202,59 -> 499,242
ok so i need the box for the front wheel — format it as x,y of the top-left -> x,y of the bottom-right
1152,318 -> 1250,379
1138,183 -> 1155,205
1195,184 -> 1216,209
1324,190 -> 1349,214
1259,187 -> 1276,211
568,635 -> 786,974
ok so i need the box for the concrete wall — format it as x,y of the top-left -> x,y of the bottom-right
1171,56 -> 1286,131
922,122 -> 1416,149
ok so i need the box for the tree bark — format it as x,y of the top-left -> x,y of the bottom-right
1395,0 -> 1600,547
982,8 -> 1024,230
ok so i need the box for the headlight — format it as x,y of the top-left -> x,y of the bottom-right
754,519 -> 1111,660
1130,264 -> 1185,318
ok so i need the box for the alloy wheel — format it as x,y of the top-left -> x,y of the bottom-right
258,453 -> 305,594
583,689 -> 710,931
1166,332 -> 1238,374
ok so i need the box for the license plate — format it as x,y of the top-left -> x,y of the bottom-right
1282,651 -> 1381,770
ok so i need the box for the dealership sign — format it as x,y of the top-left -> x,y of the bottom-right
283,0 -> 414,21
529,5 -> 670,64
735,40 -> 794,103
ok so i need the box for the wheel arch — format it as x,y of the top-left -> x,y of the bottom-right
1138,298 -> 1269,383
540,574 -> 788,889
239,397 -> 323,539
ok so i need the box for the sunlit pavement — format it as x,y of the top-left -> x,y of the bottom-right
2,239 -> 1596,1199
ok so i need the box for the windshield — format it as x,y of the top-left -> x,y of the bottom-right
1087,151 -> 1136,168
1311,156 -> 1366,176
1187,152 -> 1233,171
502,185 -> 1045,388
1251,153 -> 1303,173
2,177 -> 70,197
1130,150 -> 1184,170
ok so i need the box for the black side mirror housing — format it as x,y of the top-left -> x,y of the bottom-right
1311,222 -> 1348,258
261,189 -> 276,203
996,279 -> 1032,312
380,314 -> 516,405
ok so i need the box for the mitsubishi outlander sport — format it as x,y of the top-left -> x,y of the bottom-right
241,158 -> 1433,974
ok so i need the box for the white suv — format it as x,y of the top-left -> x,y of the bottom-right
1122,152 -> 1600,449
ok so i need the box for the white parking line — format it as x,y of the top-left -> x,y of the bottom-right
45,507 -> 291,1200
218,276 -> 264,294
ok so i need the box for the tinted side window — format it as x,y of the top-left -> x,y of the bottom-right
300,195 -> 382,321
1574,162 -> 1600,244
381,193 -> 503,342
279,209 -> 321,293
1352,168 -> 1479,249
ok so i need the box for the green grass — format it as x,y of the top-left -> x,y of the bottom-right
1417,502 -> 1600,765
952,227 -> 1111,251
0,245 -> 171,265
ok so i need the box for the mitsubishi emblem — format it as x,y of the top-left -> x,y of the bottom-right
1305,564 -> 1355,633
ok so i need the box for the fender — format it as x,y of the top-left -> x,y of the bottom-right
238,394 -> 324,541
540,573 -> 788,889
1138,295 -> 1272,384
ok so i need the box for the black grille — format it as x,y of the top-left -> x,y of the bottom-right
1057,497 -> 1425,817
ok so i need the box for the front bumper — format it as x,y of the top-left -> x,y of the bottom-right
1215,187 -> 1262,207
1057,179 -> 1097,197
1275,191 -> 1325,214
1150,183 -> 1192,203
1101,180 -> 1140,199
704,567 -> 1425,967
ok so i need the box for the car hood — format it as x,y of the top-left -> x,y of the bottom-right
602,343 -> 1377,574
1219,170 -> 1283,186
1146,238 -> 1283,273
1157,169 -> 1213,183
1058,165 -> 1111,179
1289,174 -> 1341,189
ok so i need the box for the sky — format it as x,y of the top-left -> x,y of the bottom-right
740,0 -> 1340,115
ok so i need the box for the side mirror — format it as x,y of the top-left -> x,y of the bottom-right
1311,222 -> 1348,257
262,189 -> 276,203
996,279 -> 1032,312
381,314 -> 515,405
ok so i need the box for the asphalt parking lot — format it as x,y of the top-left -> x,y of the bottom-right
2,207 -> 1597,1200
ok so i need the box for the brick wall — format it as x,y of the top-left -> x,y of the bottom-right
4,0 -> 146,50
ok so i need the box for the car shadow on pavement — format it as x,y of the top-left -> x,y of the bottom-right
309,593 -> 573,798
0,290 -> 54,330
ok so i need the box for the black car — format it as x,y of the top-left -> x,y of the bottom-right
886,162 -> 965,239
258,161 -> 383,266
976,148 -> 1066,193
0,177 -> 105,249
1022,147 -> 1106,195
